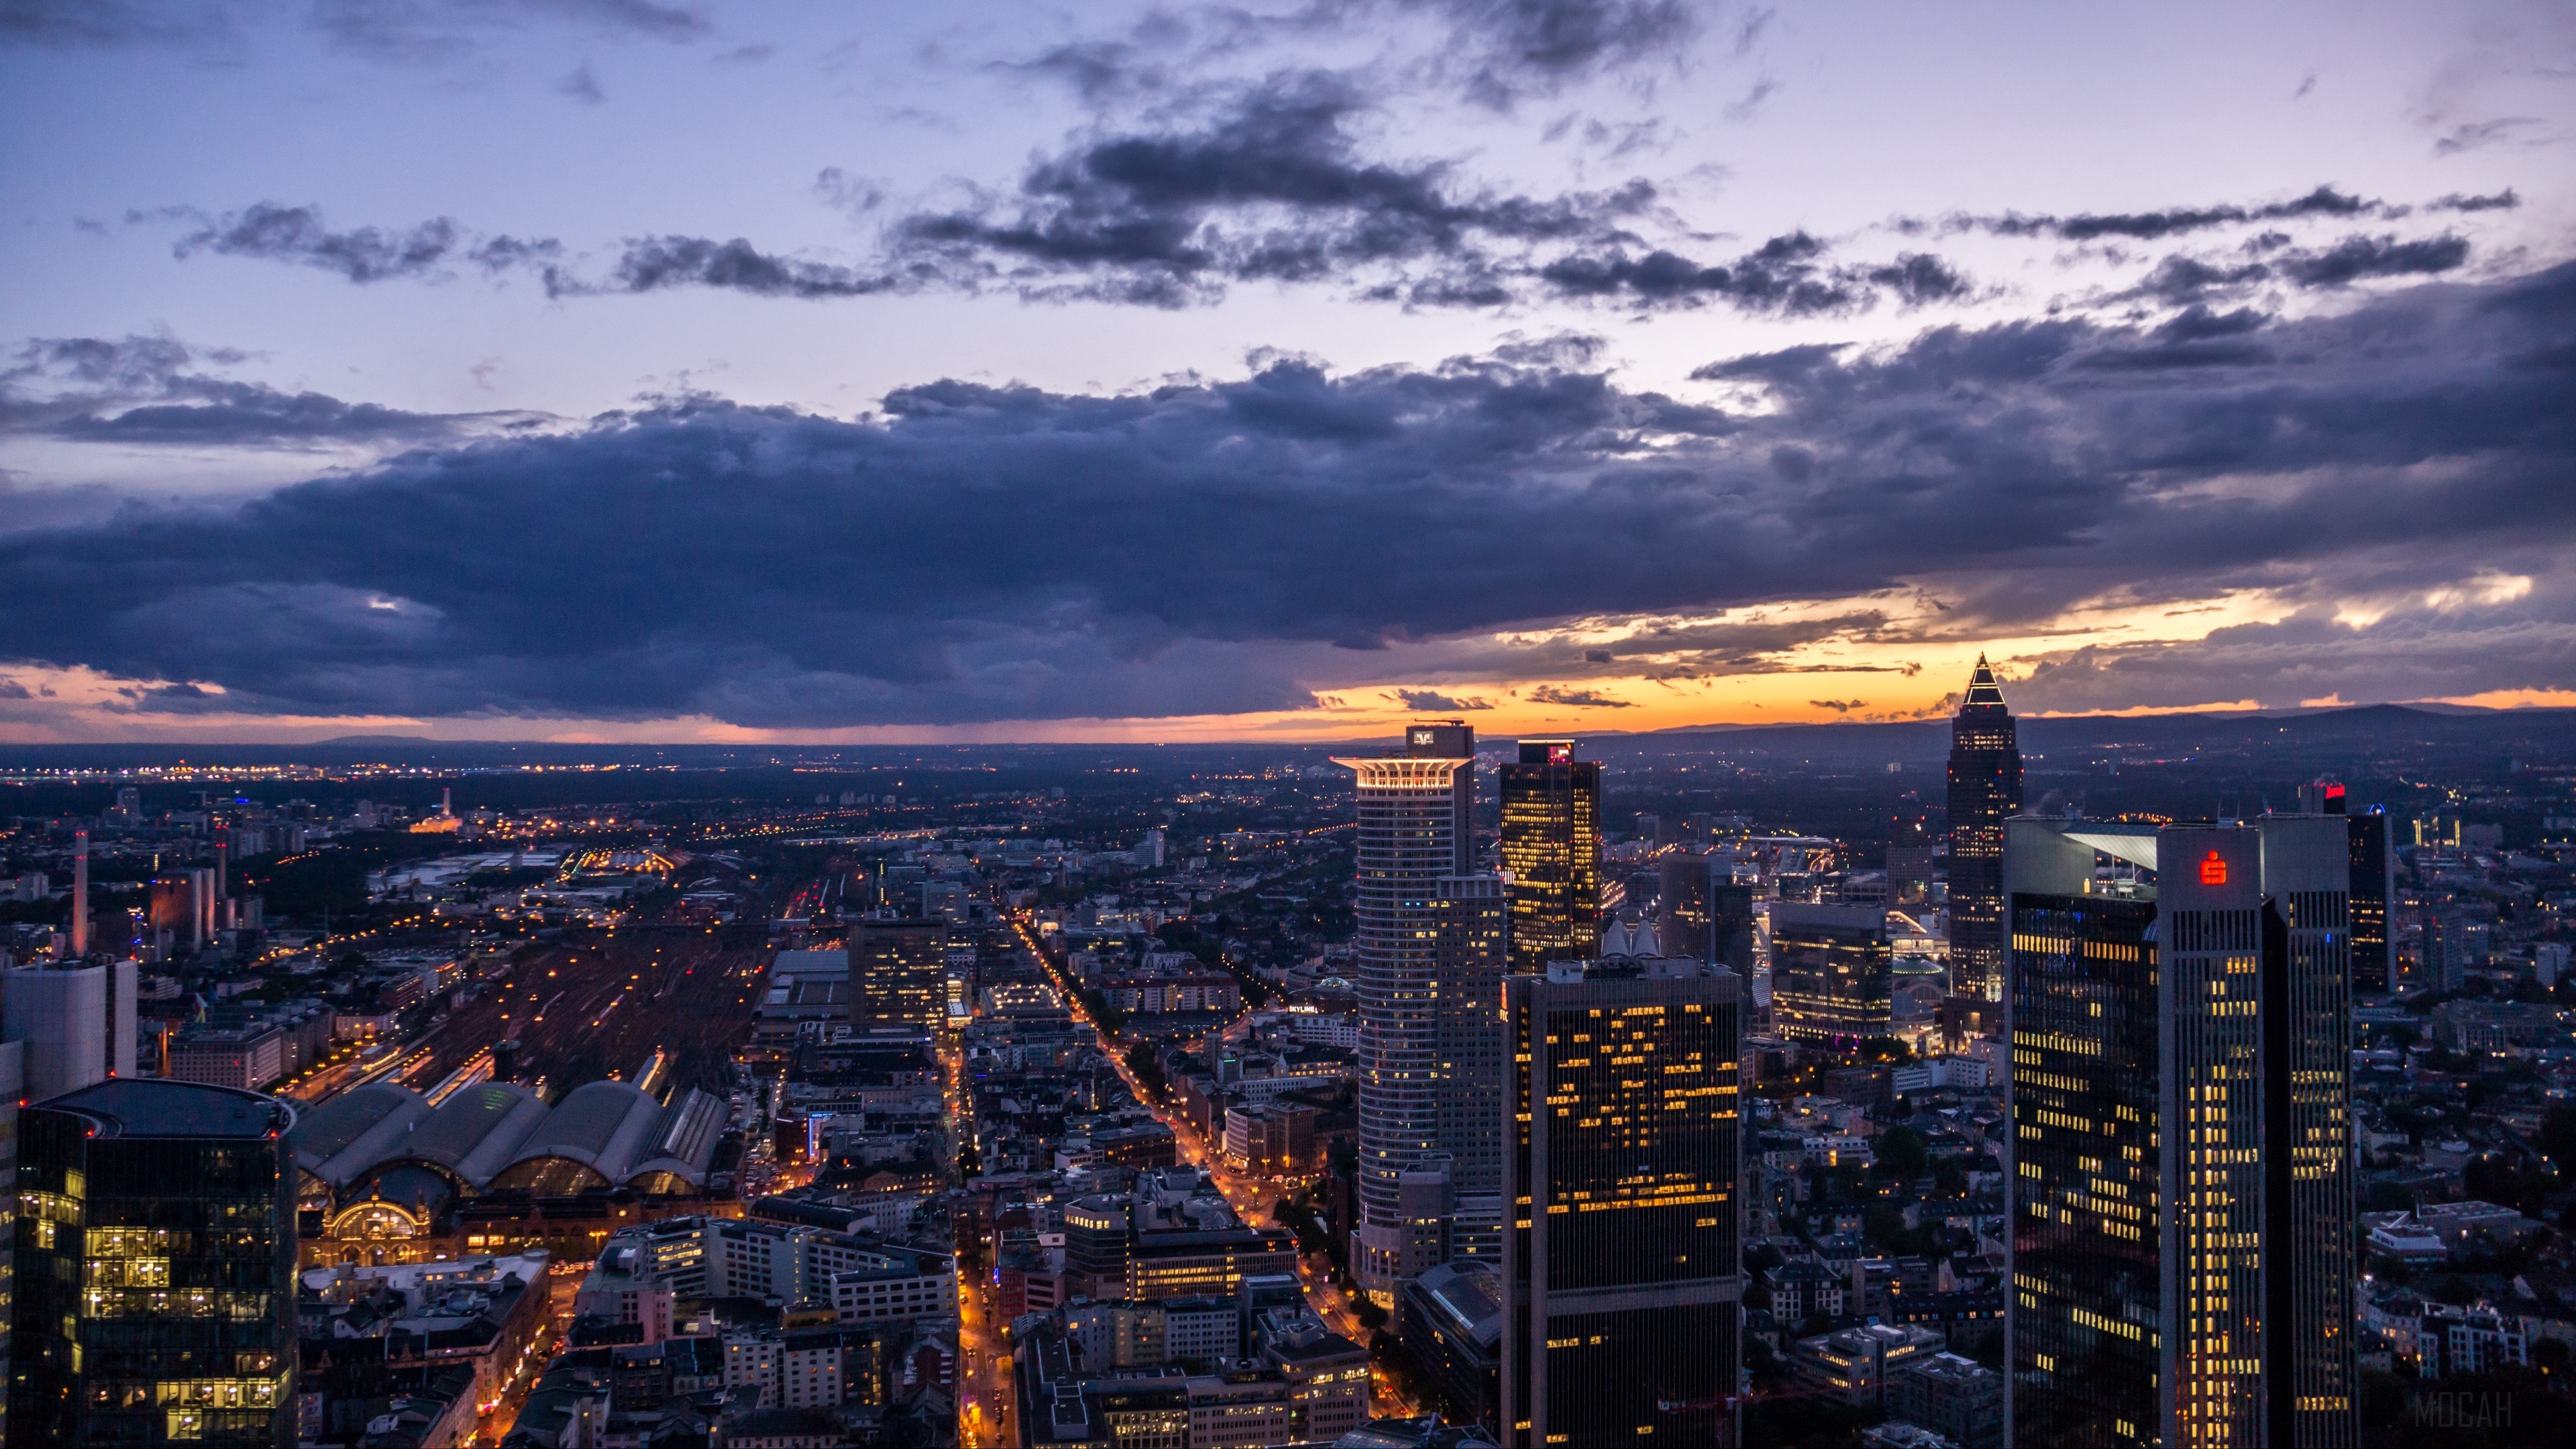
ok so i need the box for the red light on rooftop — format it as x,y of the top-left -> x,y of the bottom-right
2200,851 -> 2229,886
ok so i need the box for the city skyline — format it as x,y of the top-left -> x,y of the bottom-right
3,3 -> 2573,744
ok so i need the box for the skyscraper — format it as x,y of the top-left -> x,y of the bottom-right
1430,874 -> 1511,1265
11,1078 -> 298,1448
1336,722 -> 1507,1297
2301,780 -> 2396,996
1767,902 -> 1894,1046
2347,810 -> 2394,996
1499,740 -> 1602,973
1947,656 -> 2023,1000
0,1042 -> 21,1448
1659,855 -> 1757,971
2004,816 -> 2357,1448
848,915 -> 949,1033
1500,959 -> 1742,1448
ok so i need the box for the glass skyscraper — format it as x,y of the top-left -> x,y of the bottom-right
1947,656 -> 2023,1001
1500,960 -> 1742,1448
1499,740 -> 1602,973
2005,817 -> 2357,1448
10,1078 -> 298,1449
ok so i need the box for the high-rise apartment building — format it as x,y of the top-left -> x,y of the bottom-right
1499,740 -> 1601,973
1500,959 -> 1743,1448
2004,816 -> 2357,1448
1334,723 -> 1506,1297
1947,656 -> 2023,1000
847,916 -> 949,1033
11,1079 -> 297,1448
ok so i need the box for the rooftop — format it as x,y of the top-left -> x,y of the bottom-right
40,1077 -> 292,1138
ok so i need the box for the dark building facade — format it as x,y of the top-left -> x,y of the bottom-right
1499,740 -> 1603,973
1501,961 -> 1741,1448
1947,656 -> 2023,1001
1658,855 -> 1756,972
2347,809 -> 2394,995
2004,817 -> 2357,1448
1430,874 -> 1512,1262
2294,783 -> 2396,996
11,1079 -> 298,1449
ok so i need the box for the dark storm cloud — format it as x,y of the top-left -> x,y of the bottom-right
1000,1 -> 1699,109
2119,232 -> 2473,305
2,0 -> 704,56
1,333 -> 550,446
598,236 -> 895,299
1525,686 -> 1635,708
4,260 -> 2571,725
1405,0 -> 1699,105
2277,233 -> 2471,287
166,203 -> 560,284
888,72 -> 1660,306
1539,234 -> 1968,314
309,0 -> 706,62
2014,601 -> 2576,714
1944,184 -> 2382,242
0,0 -> 237,48
48,385 -> 541,445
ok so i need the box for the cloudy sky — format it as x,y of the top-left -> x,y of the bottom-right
2,0 -> 2571,743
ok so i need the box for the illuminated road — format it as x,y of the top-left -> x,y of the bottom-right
1008,915 -> 1413,1417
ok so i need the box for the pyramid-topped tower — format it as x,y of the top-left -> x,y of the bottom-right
1946,654 -> 2023,1000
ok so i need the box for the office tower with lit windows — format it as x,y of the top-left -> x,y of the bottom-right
1499,959 -> 1742,1449
1336,723 -> 1506,1297
2347,810 -> 2394,996
1947,656 -> 2023,1000
2004,816 -> 2357,1449
848,915 -> 949,1032
11,1079 -> 297,1449
1658,853 -> 1758,972
1768,902 -> 1895,1046
1499,740 -> 1602,973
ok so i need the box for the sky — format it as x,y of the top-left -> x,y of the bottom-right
1,0 -> 2571,744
